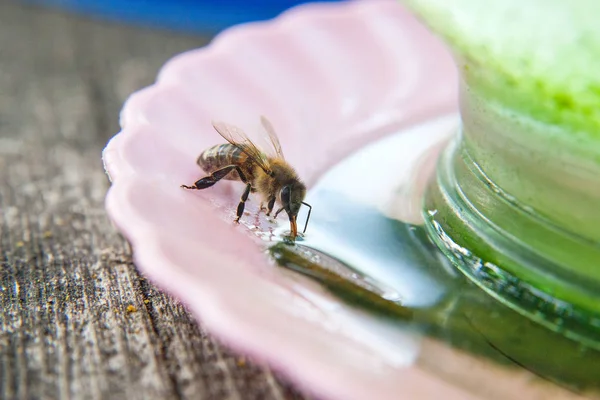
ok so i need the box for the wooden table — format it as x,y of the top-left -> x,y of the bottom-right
0,3 -> 309,399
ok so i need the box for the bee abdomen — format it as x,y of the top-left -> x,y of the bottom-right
197,144 -> 245,181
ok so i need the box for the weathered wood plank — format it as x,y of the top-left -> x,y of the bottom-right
0,3 -> 309,399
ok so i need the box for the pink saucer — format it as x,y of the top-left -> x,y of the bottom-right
102,1 -> 585,399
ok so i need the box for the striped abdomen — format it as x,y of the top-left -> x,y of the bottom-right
197,144 -> 253,182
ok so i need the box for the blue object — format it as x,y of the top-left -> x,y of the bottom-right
24,0 -> 345,34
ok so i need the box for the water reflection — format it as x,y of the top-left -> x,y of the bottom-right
265,115 -> 600,397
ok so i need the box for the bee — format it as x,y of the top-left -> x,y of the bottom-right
181,116 -> 312,239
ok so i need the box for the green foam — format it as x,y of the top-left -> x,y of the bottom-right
403,0 -> 600,138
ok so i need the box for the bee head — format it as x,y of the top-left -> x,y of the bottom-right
279,180 -> 312,239
280,181 -> 306,218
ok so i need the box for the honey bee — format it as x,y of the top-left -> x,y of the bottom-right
181,116 -> 312,239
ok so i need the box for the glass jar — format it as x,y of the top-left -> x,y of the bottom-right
402,0 -> 600,344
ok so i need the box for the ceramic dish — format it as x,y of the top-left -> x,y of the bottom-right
102,1 -> 592,399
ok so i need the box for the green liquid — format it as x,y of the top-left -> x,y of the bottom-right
269,236 -> 600,395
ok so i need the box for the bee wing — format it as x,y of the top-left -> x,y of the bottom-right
260,115 -> 285,160
211,120 -> 273,174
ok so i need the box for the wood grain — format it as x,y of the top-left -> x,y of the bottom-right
0,3 -> 309,399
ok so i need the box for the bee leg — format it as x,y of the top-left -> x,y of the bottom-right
234,183 -> 253,223
181,165 -> 246,190
273,207 -> 284,219
265,197 -> 276,216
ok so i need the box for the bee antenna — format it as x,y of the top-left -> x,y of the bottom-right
301,202 -> 312,234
